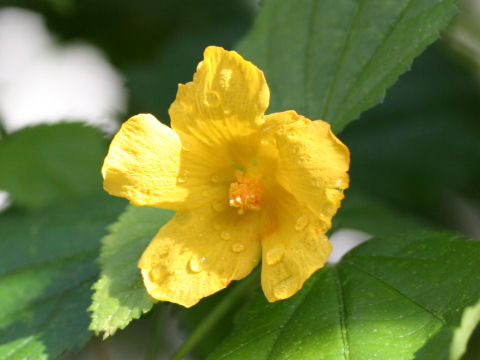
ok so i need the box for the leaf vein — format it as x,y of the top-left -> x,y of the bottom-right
0,248 -> 99,279
304,0 -> 320,115
333,267 -> 350,360
332,0 -> 414,122
338,0 -> 451,125
320,0 -> 362,120
345,261 -> 447,325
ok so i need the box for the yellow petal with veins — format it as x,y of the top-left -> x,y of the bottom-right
264,111 -> 350,219
138,203 -> 261,308
169,46 -> 269,168
102,114 -> 187,209
260,184 -> 332,302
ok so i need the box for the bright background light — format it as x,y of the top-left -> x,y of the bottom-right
0,7 -> 126,134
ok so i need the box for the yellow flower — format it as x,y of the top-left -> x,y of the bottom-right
102,46 -> 350,308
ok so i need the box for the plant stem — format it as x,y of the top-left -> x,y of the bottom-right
146,305 -> 168,360
170,268 -> 260,360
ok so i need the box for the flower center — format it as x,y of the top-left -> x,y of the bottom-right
228,170 -> 262,215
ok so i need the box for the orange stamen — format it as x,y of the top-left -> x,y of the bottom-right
229,170 -> 262,215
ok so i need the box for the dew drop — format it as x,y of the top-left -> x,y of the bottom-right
182,142 -> 192,151
231,242 -> 245,253
213,223 -> 222,231
266,247 -> 284,265
189,257 -> 201,273
211,174 -> 220,183
219,69 -> 232,89
274,276 -> 297,299
212,200 -> 226,212
220,231 -> 231,240
177,170 -> 188,184
150,268 -> 164,281
294,216 -> 309,231
223,108 -> 232,115
205,91 -> 220,107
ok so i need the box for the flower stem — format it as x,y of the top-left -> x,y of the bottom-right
170,268 -> 260,360
146,305 -> 168,360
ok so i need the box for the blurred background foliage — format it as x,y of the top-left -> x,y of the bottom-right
0,0 -> 479,359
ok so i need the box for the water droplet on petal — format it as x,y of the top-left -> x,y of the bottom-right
274,276 -> 297,299
231,242 -> 245,253
219,69 -> 232,89
177,170 -> 189,184
220,231 -> 231,240
205,91 -> 220,107
189,257 -> 201,273
182,142 -> 192,151
223,108 -> 232,115
294,216 -> 309,231
211,174 -> 220,183
150,268 -> 164,281
266,247 -> 284,265
214,223 -> 222,230
212,200 -> 226,212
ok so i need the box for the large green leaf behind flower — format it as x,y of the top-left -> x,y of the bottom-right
0,123 -> 108,209
209,232 -> 480,359
237,0 -> 457,133
0,194 -> 125,360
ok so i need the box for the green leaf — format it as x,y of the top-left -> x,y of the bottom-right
414,299 -> 480,360
0,193 -> 125,360
237,0 -> 457,133
89,205 -> 174,337
0,123 -> 108,208
342,46 -> 480,225
208,232 -> 480,359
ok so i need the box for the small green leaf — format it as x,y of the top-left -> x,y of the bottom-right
237,0 -> 457,133
89,205 -> 174,337
209,232 -> 480,359
0,123 -> 108,208
0,193 -> 125,360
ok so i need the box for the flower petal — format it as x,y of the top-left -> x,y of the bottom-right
172,131 -> 239,212
102,113 -> 187,209
263,111 -> 350,219
169,46 -> 269,167
138,205 -> 261,308
260,185 -> 332,302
